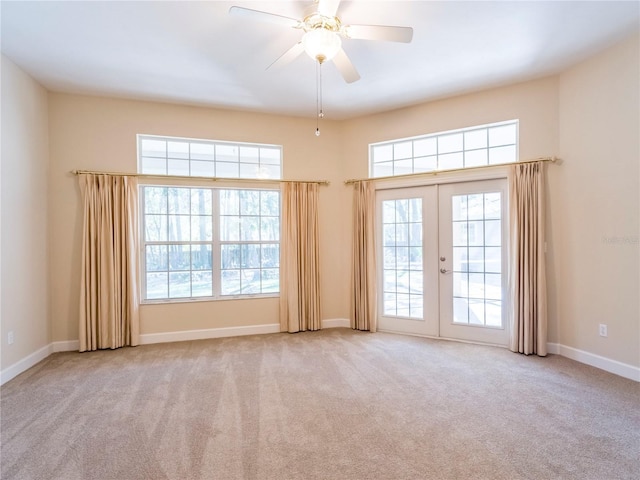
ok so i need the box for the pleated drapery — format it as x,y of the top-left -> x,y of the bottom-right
351,181 -> 377,332
279,182 -> 321,333
78,174 -> 140,352
509,162 -> 547,356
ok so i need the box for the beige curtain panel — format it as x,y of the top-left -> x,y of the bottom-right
78,174 -> 140,352
279,182 -> 321,333
509,162 -> 548,356
351,181 -> 377,332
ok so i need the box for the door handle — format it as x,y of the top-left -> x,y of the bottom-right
440,268 -> 452,274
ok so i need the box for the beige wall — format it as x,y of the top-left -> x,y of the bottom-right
48,95 -> 352,341
554,32 -> 639,367
7,31 -> 639,374
1,55 -> 51,368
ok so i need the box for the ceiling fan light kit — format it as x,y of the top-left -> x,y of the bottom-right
302,28 -> 342,64
229,0 -> 413,133
301,12 -> 342,63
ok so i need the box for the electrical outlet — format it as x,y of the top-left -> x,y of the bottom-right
599,324 -> 608,337
7,331 -> 14,345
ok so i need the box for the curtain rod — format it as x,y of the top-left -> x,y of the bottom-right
71,170 -> 330,186
344,156 -> 558,185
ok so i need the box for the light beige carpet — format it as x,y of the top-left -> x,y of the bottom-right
1,328 -> 639,480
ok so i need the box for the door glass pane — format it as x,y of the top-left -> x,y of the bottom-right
384,292 -> 396,316
383,224 -> 396,246
484,220 -> 501,246
383,246 -> 396,268
466,194 -> 484,220
384,270 -> 396,291
453,247 -> 468,272
451,192 -> 503,327
467,221 -> 484,246
452,222 -> 468,246
484,193 -> 501,219
486,300 -> 502,327
452,195 -> 467,221
395,223 -> 409,246
468,299 -> 485,325
396,247 -> 409,269
453,297 -> 469,323
397,293 -> 410,317
381,198 -> 423,319
453,272 -> 468,297
408,198 -> 422,222
409,295 -> 423,318
396,270 -> 410,293
485,273 -> 502,300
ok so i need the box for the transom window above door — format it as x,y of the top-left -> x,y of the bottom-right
369,120 -> 518,178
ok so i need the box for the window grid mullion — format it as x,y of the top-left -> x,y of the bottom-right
462,129 -> 466,168
188,190 -> 193,298
164,140 -> 169,174
213,144 -> 217,178
212,188 -> 221,298
163,186 -> 169,298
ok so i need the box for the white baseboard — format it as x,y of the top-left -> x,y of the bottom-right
6,323 -> 635,385
547,342 -> 640,382
0,344 -> 52,386
52,340 -> 79,352
139,318 -> 350,345
322,318 -> 350,328
546,342 -> 560,355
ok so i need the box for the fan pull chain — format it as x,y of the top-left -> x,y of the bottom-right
315,59 -> 324,136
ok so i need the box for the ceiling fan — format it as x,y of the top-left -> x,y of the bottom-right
229,0 -> 413,84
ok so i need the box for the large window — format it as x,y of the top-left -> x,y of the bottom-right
370,120 -> 518,178
139,134 -> 281,302
142,186 -> 280,301
138,135 -> 282,179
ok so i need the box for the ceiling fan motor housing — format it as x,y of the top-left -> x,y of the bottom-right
302,12 -> 342,33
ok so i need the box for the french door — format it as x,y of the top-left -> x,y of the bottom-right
377,179 -> 509,346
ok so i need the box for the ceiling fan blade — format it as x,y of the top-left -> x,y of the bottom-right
345,24 -> 414,43
229,6 -> 300,29
267,42 -> 305,70
332,48 -> 360,84
317,0 -> 341,17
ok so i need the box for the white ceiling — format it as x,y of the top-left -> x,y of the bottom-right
2,1 -> 638,120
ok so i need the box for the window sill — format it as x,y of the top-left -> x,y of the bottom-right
141,293 -> 280,306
